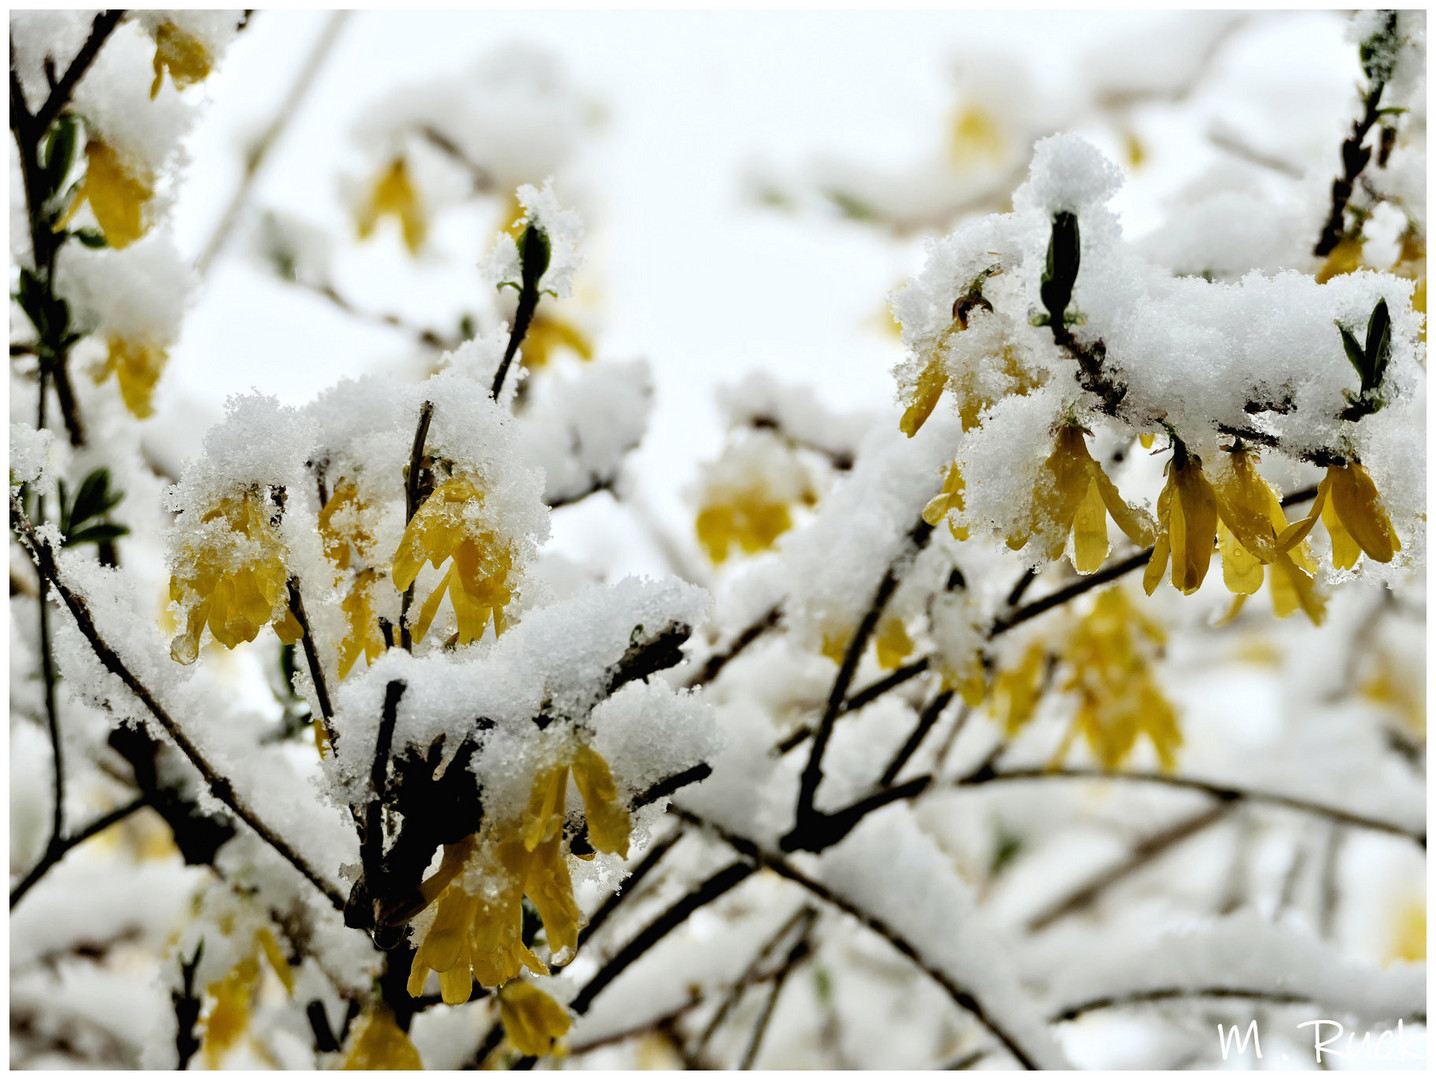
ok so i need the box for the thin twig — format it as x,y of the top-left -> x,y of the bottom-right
10,496 -> 348,911
676,808 -> 1051,1070
881,688 -> 954,786
286,579 -> 336,749
28,11 -> 126,133
10,794 -> 147,908
738,919 -> 814,1069
954,766 -> 1423,847
577,826 -> 684,950
691,905 -> 816,1061
786,521 -> 933,850
686,605 -> 782,689
1024,801 -> 1236,933
297,279 -> 456,351
196,10 -> 349,277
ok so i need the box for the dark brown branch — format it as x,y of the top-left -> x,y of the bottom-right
738,917 -> 814,1069
286,578 -> 336,749
1052,986 -> 1382,1024
418,124 -> 495,192
577,827 -> 685,950
10,794 -> 147,908
1024,801 -> 1237,934
691,904 -> 817,1061
954,766 -> 1423,847
297,279 -> 455,351
785,521 -> 933,851
29,11 -> 125,133
881,688 -> 954,786
686,604 -> 781,688
677,809 -> 1049,1070
10,496 -> 348,911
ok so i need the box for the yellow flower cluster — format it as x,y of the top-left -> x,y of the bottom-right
1007,425 -> 1154,574
406,745 -> 630,1006
1143,447 -> 1397,619
1058,588 -> 1181,770
317,479 -> 385,680
497,981 -> 573,1058
393,475 -> 520,645
357,158 -> 427,257
696,483 -> 811,564
169,489 -> 301,664
199,927 -> 295,1069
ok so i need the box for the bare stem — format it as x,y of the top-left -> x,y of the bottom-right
10,794 -> 147,908
10,496 -> 347,911
399,401 -> 434,651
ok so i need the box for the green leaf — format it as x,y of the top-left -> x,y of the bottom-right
1364,298 -> 1391,393
42,116 -> 78,196
1338,323 -> 1367,379
64,522 -> 130,546
73,228 -> 108,249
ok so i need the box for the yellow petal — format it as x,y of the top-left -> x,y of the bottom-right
1321,485 -> 1364,570
899,362 -> 946,437
1329,463 -> 1400,564
570,746 -> 631,858
1218,519 -> 1264,595
497,982 -> 572,1058
524,837 -> 581,957
75,141 -> 153,249
1071,477 -> 1110,574
341,1004 -> 424,1070
874,616 -> 915,670
1143,534 -> 1170,596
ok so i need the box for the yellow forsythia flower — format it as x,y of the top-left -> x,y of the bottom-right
1057,588 -> 1181,771
59,140 -> 153,249
1212,450 -> 1325,624
341,1004 -> 424,1070
1009,425 -> 1154,574
169,488 -> 302,664
1143,446 -> 1220,596
899,360 -> 948,437
987,640 -> 1048,737
201,952 -> 261,1068
921,461 -> 969,540
392,475 -> 520,646
874,616 -> 915,670
407,745 -> 631,1001
357,158 -> 426,256
497,981 -> 572,1058
948,104 -> 1005,170
150,21 -> 213,98
521,312 -> 594,370
1386,897 -> 1426,965
317,480 -> 386,679
97,334 -> 167,419
1279,462 -> 1401,570
1316,235 -> 1365,284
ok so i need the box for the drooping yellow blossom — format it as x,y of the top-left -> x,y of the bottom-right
521,312 -> 594,370
1009,425 -> 1154,574
987,641 -> 1048,736
874,616 -> 915,670
199,928 -> 295,1068
1143,446 -> 1220,596
937,647 -> 988,709
340,1004 -> 424,1070
169,488 -> 302,664
1056,588 -> 1181,771
696,481 -> 813,565
407,744 -> 631,1001
356,158 -> 426,256
899,360 -> 948,437
948,104 -> 1005,170
922,462 -> 969,540
497,980 -> 572,1058
1211,450 -> 1325,624
1360,653 -> 1425,740
150,21 -> 213,98
1386,898 -> 1427,965
1316,235 -> 1365,284
317,480 -> 386,679
1279,462 -> 1401,570
898,342 -> 1031,439
58,140 -> 153,249
392,475 -> 520,645
96,334 -> 167,419
200,952 -> 261,1069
